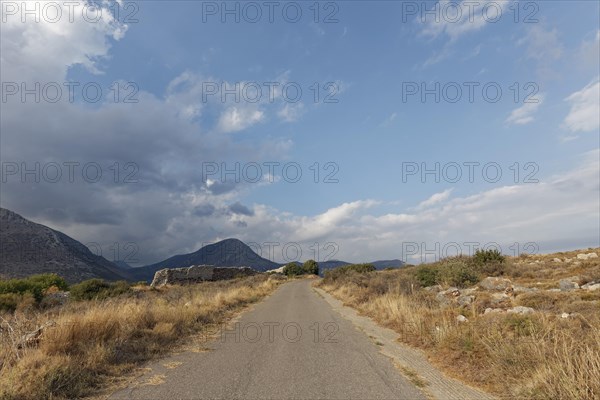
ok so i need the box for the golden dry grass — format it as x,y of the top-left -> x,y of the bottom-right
317,249 -> 600,400
0,275 -> 283,400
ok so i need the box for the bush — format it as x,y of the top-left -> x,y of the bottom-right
414,266 -> 440,287
0,293 -> 21,312
282,263 -> 304,277
438,262 -> 479,288
0,274 -> 68,303
473,248 -> 505,264
323,263 -> 376,283
69,279 -> 131,301
303,260 -> 319,275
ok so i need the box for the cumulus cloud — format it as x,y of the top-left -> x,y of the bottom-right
0,0 -> 128,82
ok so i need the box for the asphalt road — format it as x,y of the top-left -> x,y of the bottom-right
110,279 -> 426,400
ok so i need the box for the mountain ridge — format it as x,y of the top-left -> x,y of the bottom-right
0,208 -> 131,283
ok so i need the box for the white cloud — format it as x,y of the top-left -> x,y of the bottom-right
506,94 -> 544,125
563,78 -> 600,133
217,106 -> 265,133
419,0 -> 510,41
417,189 -> 453,209
277,103 -> 305,123
0,0 -> 127,82
517,25 -> 563,61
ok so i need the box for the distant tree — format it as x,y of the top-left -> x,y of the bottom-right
303,259 -> 319,275
282,262 -> 304,276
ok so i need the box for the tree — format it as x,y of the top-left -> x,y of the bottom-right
282,262 -> 304,276
303,259 -> 319,275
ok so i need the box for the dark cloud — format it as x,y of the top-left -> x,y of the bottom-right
228,202 -> 254,216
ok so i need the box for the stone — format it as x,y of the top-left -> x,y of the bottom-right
484,308 -> 503,315
456,315 -> 469,323
553,258 -> 562,262
559,277 -> 580,291
513,285 -> 536,293
423,285 -> 443,292
577,253 -> 598,260
151,265 -> 259,287
581,282 -> 600,291
17,321 -> 56,349
479,277 -> 512,291
561,312 -> 570,319
490,292 -> 511,305
507,306 -> 535,315
457,295 -> 474,306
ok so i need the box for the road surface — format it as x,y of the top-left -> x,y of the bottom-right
110,279 -> 426,400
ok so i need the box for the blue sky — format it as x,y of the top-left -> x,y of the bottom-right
1,1 -> 599,265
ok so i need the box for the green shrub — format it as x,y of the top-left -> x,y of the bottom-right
438,262 -> 479,288
302,260 -> 319,275
0,273 -> 68,303
0,293 -> 21,312
69,279 -> 131,301
323,263 -> 376,283
473,248 -> 505,264
282,263 -> 304,277
414,266 -> 440,287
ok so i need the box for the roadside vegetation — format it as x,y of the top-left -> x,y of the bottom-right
317,248 -> 600,400
282,259 -> 319,276
0,274 -> 284,400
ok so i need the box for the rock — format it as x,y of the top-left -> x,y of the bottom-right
507,306 -> 535,315
151,265 -> 259,287
457,295 -> 474,306
513,285 -> 536,293
479,277 -> 512,291
456,315 -> 469,323
564,258 -> 573,263
577,253 -> 598,260
490,292 -> 511,305
435,287 -> 460,305
553,258 -> 562,262
581,282 -> 600,291
484,308 -> 504,315
561,312 -> 570,319
559,277 -> 580,291
423,285 -> 443,292
17,321 -> 56,349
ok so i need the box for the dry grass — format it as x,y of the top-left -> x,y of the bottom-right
0,275 -> 283,400
317,249 -> 600,400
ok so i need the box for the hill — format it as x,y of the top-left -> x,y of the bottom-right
0,208 -> 131,283
130,238 -> 281,281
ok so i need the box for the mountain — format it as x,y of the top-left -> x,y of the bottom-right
370,259 -> 404,269
0,208 -> 131,283
114,260 -> 132,269
130,238 -> 281,281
